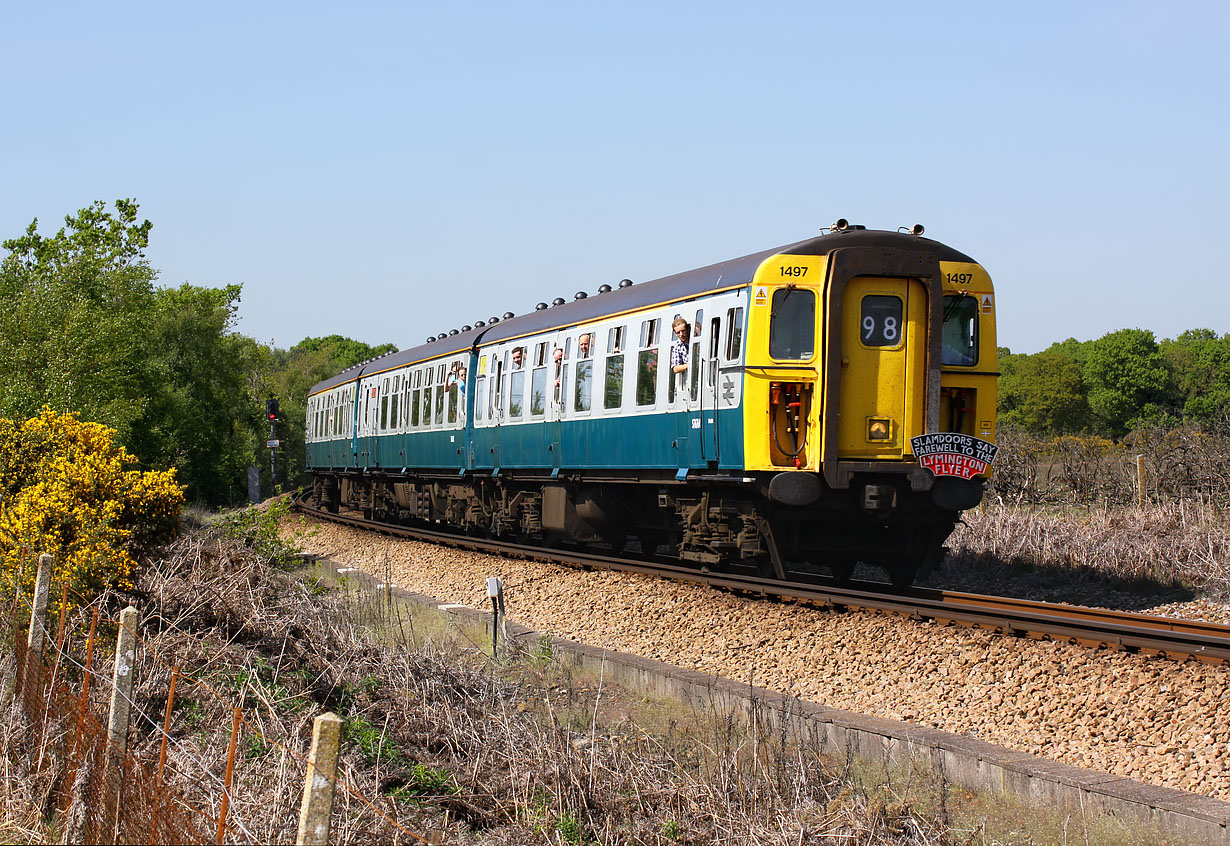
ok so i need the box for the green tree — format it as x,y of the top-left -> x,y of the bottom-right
1161,329 -> 1230,423
269,335 -> 397,487
1081,329 -> 1170,437
998,348 -> 1091,433
1,200 -> 275,505
0,200 -> 157,440
132,284 -> 272,505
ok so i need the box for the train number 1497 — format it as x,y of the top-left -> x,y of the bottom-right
779,266 -> 808,277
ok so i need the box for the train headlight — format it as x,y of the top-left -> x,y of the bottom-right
867,418 -> 893,441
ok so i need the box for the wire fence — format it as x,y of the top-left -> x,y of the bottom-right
5,579 -> 434,846
9,617 -> 210,844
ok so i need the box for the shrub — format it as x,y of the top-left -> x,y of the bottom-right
0,407 -> 183,612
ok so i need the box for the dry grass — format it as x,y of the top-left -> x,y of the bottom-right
0,504 -> 1205,844
1,512 -> 971,844
939,500 -> 1230,602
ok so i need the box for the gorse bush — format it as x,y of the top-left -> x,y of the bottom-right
0,407 -> 183,612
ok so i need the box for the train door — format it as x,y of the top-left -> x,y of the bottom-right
489,349 -> 506,470
670,308 -> 706,470
546,335 -> 569,472
837,277 -> 926,458
360,380 -> 379,467
698,311 -> 724,465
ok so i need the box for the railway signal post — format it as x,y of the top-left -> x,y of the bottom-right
266,398 -> 281,494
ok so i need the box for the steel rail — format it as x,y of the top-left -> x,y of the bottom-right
292,497 -> 1230,664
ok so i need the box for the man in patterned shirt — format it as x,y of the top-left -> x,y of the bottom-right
670,317 -> 690,375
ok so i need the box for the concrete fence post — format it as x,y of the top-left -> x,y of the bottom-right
105,605 -> 139,840
297,712 -> 343,846
26,553 -> 53,660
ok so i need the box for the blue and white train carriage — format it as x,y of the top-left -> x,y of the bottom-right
306,224 -> 999,587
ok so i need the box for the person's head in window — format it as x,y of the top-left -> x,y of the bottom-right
578,334 -> 592,358
672,317 -> 690,343
511,347 -> 525,368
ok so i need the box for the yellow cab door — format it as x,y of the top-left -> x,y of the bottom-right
837,277 -> 926,458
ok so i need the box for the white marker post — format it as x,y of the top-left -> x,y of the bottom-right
487,577 -> 505,658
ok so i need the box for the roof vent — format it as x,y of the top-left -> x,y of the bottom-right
574,291 -> 588,300
438,329 -> 447,338
462,324 -> 472,332
426,336 -> 436,343
618,278 -> 633,288
551,297 -> 565,306
449,328 -> 459,336
535,302 -> 548,311
503,311 -> 515,319
475,320 -> 486,327
597,284 -> 612,294
488,316 -> 499,324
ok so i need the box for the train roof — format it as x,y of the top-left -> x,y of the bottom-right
308,228 -> 977,395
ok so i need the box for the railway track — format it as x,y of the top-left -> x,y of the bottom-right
292,496 -> 1230,664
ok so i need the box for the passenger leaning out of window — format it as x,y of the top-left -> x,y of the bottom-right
671,317 -> 690,374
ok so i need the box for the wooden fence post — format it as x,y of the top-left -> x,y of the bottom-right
1136,454 -> 1146,508
296,712 -> 343,846
106,605 -> 139,841
26,553 -> 53,660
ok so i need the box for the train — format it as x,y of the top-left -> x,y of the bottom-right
304,221 -> 999,587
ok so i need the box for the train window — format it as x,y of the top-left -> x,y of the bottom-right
769,290 -> 814,359
604,351 -> 625,410
607,326 -> 625,354
860,295 -> 903,348
691,309 -> 703,401
708,317 -> 721,388
574,359 -> 593,412
577,332 -> 593,359
534,342 -> 547,368
475,377 -> 486,422
636,348 -> 657,406
555,363 -> 568,405
552,343 -> 567,404
639,318 -> 660,348
530,367 -> 547,416
942,295 -> 979,366
435,382 -> 446,424
411,388 -> 421,426
390,392 -> 399,429
448,380 -> 459,423
728,307 -> 744,360
509,369 -> 525,418
392,375 -> 399,392
493,359 -> 504,415
425,367 -> 433,386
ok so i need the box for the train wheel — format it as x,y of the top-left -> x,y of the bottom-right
887,560 -> 919,590
828,557 -> 857,584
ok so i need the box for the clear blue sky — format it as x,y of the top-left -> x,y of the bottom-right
3,1 -> 1227,355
